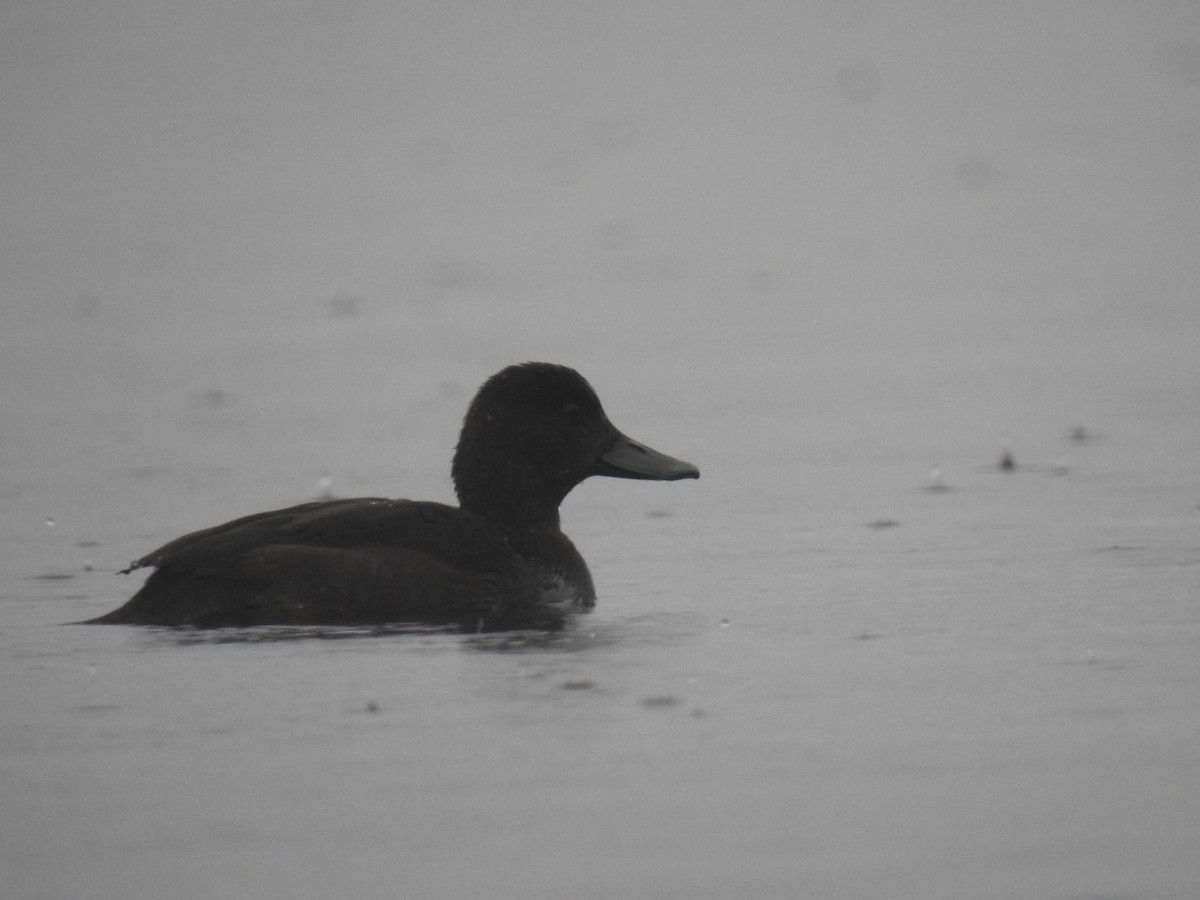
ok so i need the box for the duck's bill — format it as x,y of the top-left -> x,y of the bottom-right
597,431 -> 700,481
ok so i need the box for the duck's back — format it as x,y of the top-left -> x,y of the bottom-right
89,498 -> 570,630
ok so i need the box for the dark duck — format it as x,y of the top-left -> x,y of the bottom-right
87,363 -> 699,631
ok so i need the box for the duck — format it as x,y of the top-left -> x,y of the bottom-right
85,362 -> 699,631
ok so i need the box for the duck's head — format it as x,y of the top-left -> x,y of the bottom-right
452,362 -> 698,526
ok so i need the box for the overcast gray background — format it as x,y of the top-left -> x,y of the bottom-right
5,2 -> 1198,325
4,4 -> 1200,899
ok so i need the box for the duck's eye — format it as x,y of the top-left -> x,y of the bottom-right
562,402 -> 582,416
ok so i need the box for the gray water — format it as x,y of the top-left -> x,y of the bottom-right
4,3 -> 1200,898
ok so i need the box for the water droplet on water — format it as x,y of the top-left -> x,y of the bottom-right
925,467 -> 950,492
316,472 -> 335,498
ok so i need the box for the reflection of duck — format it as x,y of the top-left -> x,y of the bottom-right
87,363 -> 699,631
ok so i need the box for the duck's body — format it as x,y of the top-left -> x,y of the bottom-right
87,363 -> 697,631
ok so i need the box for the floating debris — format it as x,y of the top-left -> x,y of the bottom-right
561,679 -> 596,691
867,519 -> 900,529
953,155 -> 996,191
835,62 -> 883,104
1068,425 -> 1103,444
326,294 -> 364,318
69,292 -> 103,319
641,695 -> 681,708
195,388 -> 234,409
985,447 -> 1075,475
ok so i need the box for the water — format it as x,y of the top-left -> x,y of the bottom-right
4,289 -> 1197,899
4,3 -> 1200,898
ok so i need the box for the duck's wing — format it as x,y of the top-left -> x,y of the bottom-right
120,499 -> 367,573
122,498 -> 506,577
90,498 -> 553,629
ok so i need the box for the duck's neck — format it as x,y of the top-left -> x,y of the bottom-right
454,474 -> 566,535
454,470 -> 595,606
